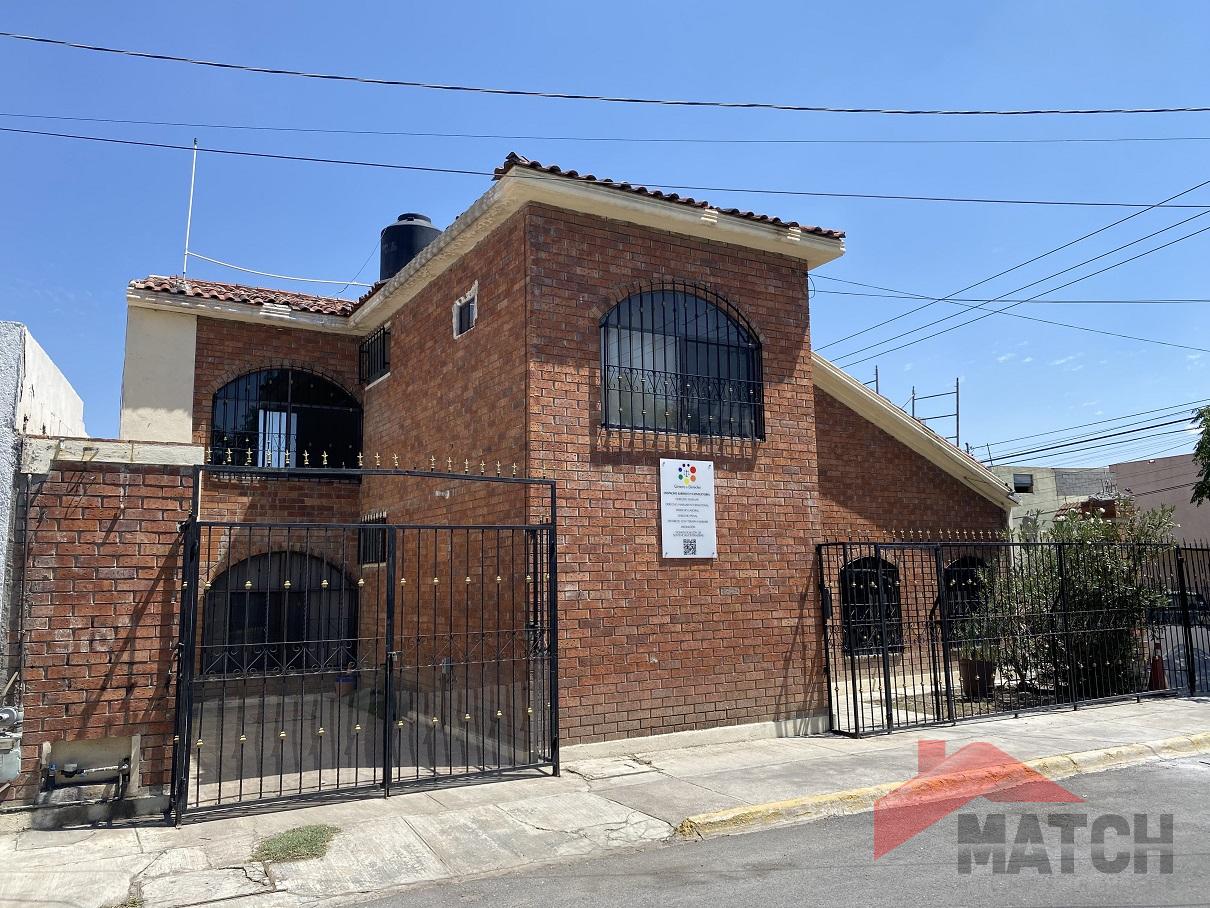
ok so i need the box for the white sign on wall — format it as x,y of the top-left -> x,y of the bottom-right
659,459 -> 717,559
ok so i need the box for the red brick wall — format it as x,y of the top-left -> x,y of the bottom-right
358,211 -> 530,529
10,462 -> 192,802
814,389 -> 1006,539
522,204 -> 825,744
191,316 -> 361,450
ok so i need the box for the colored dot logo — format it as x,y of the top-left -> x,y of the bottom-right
677,463 -> 698,486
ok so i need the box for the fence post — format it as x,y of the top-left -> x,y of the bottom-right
842,542 -> 863,736
1057,544 -> 1078,710
547,484 -> 560,776
171,516 -> 200,826
817,544 -> 837,734
874,544 -> 895,733
382,527 -> 396,796
933,546 -> 957,724
1175,545 -> 1197,695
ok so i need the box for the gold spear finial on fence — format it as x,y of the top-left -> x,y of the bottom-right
393,453 -> 399,467
322,451 -> 329,466
225,448 -> 232,464
374,452 -> 381,467
496,460 -> 501,476
480,460 -> 485,475
303,450 -> 310,466
284,450 -> 291,467
245,448 -> 252,465
447,457 -> 453,472
512,463 -> 518,477
464,458 -> 470,474
357,452 -> 364,467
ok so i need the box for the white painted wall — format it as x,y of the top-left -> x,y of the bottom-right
16,328 -> 86,438
119,306 -> 197,443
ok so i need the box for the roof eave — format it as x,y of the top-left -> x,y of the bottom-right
352,169 -> 845,330
126,287 -> 360,335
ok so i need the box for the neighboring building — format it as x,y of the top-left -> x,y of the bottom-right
0,322 -> 86,789
1112,453 -> 1210,541
991,464 -> 1114,535
6,154 -> 1013,812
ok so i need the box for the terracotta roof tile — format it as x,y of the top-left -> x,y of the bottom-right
494,153 -> 845,240
128,275 -> 358,317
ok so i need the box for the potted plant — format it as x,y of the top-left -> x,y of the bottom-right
950,612 -> 999,700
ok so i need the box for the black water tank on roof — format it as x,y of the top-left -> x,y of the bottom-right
380,213 -> 441,281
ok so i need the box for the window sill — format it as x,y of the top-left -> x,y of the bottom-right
363,372 -> 391,391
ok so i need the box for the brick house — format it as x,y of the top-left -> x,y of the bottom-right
6,154 -> 1012,813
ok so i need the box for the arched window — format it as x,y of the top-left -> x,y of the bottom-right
210,368 -> 361,468
942,556 -> 988,621
601,282 -> 764,439
200,552 -> 357,675
839,557 -> 903,655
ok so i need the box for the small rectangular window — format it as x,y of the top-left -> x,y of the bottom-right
1013,473 -> 1034,494
359,323 -> 390,384
453,285 -> 478,337
455,296 -> 476,336
358,513 -> 387,565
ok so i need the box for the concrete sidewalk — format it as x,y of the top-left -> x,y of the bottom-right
3,697 -> 1209,908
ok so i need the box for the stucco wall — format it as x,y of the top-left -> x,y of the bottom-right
119,306 -> 196,443
1112,454 -> 1210,541
16,328 -> 85,439
0,322 -> 23,694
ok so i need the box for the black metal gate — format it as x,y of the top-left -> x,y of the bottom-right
819,541 -> 1210,737
170,467 -> 557,821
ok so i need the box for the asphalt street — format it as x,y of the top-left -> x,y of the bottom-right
367,756 -> 1210,908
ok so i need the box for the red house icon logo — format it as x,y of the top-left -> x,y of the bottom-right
874,741 -> 1083,859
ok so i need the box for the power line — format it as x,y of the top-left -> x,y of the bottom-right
9,124 -> 1210,211
9,111 -> 1210,146
185,251 -> 373,287
988,418 -> 1192,462
981,397 -> 1210,449
818,278 -> 1210,355
995,427 -> 1193,462
816,175 -> 1210,352
7,32 -> 1210,117
1133,481 -> 1195,496
835,218 -> 1210,368
816,289 -> 1210,305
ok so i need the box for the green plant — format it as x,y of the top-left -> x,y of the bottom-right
948,610 -> 1001,663
981,499 -> 1176,699
251,824 -> 340,864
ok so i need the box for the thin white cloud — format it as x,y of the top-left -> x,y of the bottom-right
996,353 -> 1015,363
1050,355 -> 1078,366
1022,356 -> 1034,364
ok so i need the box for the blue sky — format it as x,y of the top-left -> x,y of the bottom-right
0,3 -> 1207,465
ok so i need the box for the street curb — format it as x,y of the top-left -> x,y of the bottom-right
673,731 -> 1210,840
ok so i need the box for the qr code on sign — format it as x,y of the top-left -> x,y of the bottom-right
682,539 -> 698,556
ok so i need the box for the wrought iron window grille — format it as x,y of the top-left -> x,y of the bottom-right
600,281 -> 765,441
209,367 -> 362,471
359,323 -> 391,384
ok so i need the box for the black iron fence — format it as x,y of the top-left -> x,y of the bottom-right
819,541 -> 1210,736
170,467 -> 557,822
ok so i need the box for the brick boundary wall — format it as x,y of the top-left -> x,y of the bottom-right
9,462 -> 192,803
